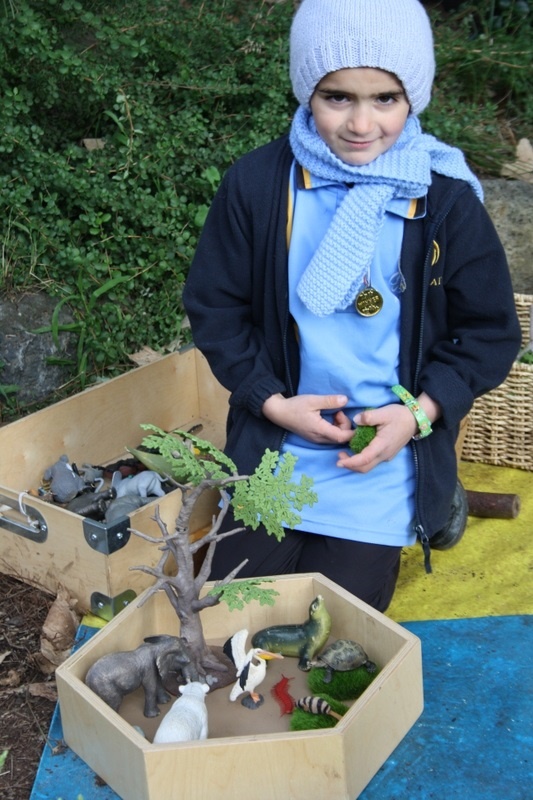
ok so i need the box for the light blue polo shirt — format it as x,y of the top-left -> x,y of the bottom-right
280,163 -> 424,547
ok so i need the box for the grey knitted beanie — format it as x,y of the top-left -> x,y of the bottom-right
290,0 -> 435,115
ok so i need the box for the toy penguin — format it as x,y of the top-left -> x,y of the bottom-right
223,628 -> 283,709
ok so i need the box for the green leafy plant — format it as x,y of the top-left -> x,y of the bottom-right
0,359 -> 19,412
422,1 -> 532,173
518,349 -> 533,363
208,578 -> 279,611
0,0 -> 294,400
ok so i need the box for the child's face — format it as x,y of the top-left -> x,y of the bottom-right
310,67 -> 410,166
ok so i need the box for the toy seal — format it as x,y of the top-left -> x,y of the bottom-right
251,595 -> 331,671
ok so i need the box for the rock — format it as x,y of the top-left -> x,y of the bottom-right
481,178 -> 533,295
0,292 -> 77,407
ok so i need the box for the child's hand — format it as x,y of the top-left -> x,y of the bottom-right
336,403 -> 418,473
262,393 -> 355,445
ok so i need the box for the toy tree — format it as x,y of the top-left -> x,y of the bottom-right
129,425 -> 317,682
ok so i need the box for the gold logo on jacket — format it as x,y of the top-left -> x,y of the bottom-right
430,240 -> 442,286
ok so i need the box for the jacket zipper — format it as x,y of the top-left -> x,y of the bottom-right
413,194 -> 461,573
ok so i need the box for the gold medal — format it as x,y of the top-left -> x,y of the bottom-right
355,287 -> 383,317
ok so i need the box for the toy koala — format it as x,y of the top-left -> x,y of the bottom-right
43,455 -> 87,503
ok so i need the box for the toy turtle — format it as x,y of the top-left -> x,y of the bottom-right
309,639 -> 377,683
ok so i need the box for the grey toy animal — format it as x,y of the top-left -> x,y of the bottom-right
85,634 -> 196,717
66,487 -> 116,519
111,470 -> 166,499
104,494 -> 151,524
43,455 -> 87,503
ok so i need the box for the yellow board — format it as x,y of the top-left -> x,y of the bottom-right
387,461 -> 533,622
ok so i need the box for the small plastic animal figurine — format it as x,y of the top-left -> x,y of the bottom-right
223,628 -> 283,709
251,595 -> 332,671
42,455 -> 87,503
308,639 -> 377,683
104,494 -> 151,524
79,464 -> 105,489
295,695 -> 343,721
66,487 -> 116,519
153,682 -> 210,744
271,674 -> 296,715
85,634 -> 195,717
111,470 -> 166,499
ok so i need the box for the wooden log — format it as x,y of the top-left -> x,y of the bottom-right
466,490 -> 521,519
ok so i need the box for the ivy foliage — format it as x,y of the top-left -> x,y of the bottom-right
0,0 -> 294,386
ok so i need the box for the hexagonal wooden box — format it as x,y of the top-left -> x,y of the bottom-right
56,573 -> 423,800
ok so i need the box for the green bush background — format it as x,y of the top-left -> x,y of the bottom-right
1,0 -> 531,412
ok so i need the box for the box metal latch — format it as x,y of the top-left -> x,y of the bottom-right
0,493 -> 48,543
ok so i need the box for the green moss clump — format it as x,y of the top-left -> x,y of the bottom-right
349,424 -> 377,454
307,665 -> 379,701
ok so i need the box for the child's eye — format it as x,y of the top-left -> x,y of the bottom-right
325,93 -> 349,104
376,94 -> 398,105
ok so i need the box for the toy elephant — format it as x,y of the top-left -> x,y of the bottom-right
153,681 -> 210,744
104,494 -> 152,524
85,634 -> 197,717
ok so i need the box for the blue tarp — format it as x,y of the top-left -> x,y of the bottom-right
31,615 -> 532,800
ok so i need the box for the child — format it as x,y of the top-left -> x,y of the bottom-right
183,0 -> 521,612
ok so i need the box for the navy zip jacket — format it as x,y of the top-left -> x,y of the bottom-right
184,135 -> 521,546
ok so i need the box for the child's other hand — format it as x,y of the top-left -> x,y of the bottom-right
336,404 -> 418,473
262,393 -> 354,445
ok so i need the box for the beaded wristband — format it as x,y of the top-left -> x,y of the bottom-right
391,384 -> 433,440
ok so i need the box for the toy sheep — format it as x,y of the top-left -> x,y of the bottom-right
153,681 -> 210,744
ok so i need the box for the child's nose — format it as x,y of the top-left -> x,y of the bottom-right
346,104 -> 374,136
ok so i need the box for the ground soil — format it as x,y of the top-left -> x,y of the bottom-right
0,576 -> 56,800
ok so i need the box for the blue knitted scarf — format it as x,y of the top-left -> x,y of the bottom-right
289,106 -> 483,316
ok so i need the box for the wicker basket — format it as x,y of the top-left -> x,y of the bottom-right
461,293 -> 533,472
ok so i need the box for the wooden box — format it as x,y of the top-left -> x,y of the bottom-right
0,348 -> 229,616
56,573 -> 423,800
